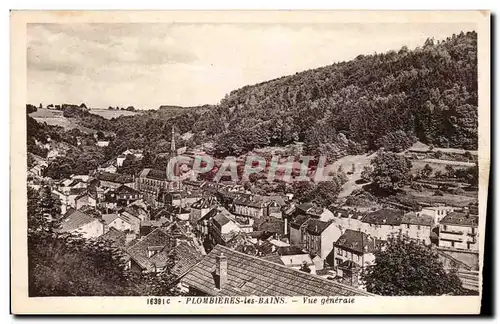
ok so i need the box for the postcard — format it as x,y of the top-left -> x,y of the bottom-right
11,10 -> 490,314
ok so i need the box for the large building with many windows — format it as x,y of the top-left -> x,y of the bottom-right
438,212 -> 479,251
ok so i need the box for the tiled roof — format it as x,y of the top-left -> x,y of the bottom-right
118,210 -> 141,225
170,241 -> 204,277
401,212 -> 434,226
233,194 -> 286,208
59,209 -> 98,233
213,213 -> 232,227
440,212 -> 478,227
69,188 -> 87,196
276,246 -> 307,256
127,228 -> 175,271
191,196 -> 218,209
142,168 -> 168,180
290,214 -> 310,229
98,172 -> 133,184
260,254 -> 285,265
163,204 -> 191,215
181,245 -> 375,296
253,217 -> 284,236
335,229 -> 377,254
305,219 -> 332,236
102,213 -> 120,225
361,208 -> 404,226
99,228 -> 127,247
115,185 -> 141,196
296,202 -> 314,213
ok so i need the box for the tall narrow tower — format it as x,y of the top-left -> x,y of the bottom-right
170,125 -> 176,155
169,125 -> 181,191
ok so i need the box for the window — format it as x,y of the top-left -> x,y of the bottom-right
407,224 -> 410,229
337,248 -> 342,255
417,225 -> 421,230
443,225 -> 448,231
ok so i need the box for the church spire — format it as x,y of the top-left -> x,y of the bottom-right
170,125 -> 176,155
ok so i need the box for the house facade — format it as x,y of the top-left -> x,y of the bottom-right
417,205 -> 456,225
438,212 -> 479,251
360,208 -> 404,240
331,229 -> 377,269
400,212 -> 433,245
59,209 -> 105,239
302,219 -> 342,261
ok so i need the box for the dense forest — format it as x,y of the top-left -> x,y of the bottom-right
196,31 -> 477,157
28,31 -> 478,176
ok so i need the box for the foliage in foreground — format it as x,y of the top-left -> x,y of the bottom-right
27,186 -> 180,296
362,235 -> 464,296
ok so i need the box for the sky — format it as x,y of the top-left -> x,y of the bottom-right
27,22 -> 476,109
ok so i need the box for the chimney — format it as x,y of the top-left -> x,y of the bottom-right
215,253 -> 228,289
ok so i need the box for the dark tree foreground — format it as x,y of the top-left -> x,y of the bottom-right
362,236 -> 464,296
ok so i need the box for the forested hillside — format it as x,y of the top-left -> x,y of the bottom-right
28,31 -> 478,169
194,31 -> 477,157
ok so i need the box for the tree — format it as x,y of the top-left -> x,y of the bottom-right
302,180 -> 341,207
27,186 -> 181,296
96,131 -> 105,140
26,104 -> 37,114
361,165 -> 373,182
445,165 -> 455,178
376,130 -> 416,153
79,103 -> 88,109
362,235 -> 464,296
370,151 -> 412,192
336,165 -> 348,185
421,164 -> 433,178
126,106 -> 135,111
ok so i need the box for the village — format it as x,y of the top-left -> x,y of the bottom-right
26,123 -> 480,297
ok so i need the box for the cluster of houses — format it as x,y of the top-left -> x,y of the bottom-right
27,136 -> 480,296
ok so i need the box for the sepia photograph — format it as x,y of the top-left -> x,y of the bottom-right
10,10 -> 490,314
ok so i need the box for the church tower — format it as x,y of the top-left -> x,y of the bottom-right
170,125 -> 176,155
169,125 -> 181,191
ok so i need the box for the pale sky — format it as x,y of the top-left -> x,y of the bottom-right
27,23 -> 475,109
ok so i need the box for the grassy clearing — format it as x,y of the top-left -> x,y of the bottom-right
88,109 -> 138,119
29,108 -> 96,133
327,153 -> 376,199
402,187 -> 477,207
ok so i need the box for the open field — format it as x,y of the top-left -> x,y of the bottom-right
402,187 -> 477,207
89,109 -> 138,119
327,153 -> 376,199
411,159 -> 474,176
29,108 -> 96,133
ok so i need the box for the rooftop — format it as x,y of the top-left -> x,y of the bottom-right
126,228 -> 175,271
335,229 -> 377,254
401,212 -> 434,226
139,168 -> 168,180
305,219 -> 332,236
59,209 -> 98,233
290,214 -> 310,229
115,185 -> 141,196
361,208 -> 404,226
181,245 -> 374,296
440,212 -> 478,227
